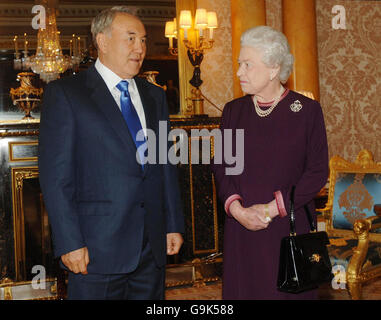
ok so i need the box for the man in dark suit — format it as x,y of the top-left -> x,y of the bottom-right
38,6 -> 184,300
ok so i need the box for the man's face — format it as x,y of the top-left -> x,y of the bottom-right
97,13 -> 147,79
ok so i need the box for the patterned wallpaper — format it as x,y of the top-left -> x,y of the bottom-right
197,0 -> 234,116
316,0 -> 381,162
265,0 -> 282,32
199,0 -> 380,162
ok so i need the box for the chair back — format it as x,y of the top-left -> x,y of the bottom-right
326,150 -> 381,241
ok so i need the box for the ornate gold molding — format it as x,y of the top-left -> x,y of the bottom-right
187,136 -> 219,255
0,130 -> 39,138
321,149 -> 381,299
170,121 -> 220,256
0,278 -> 58,300
0,2 -> 175,49
0,3 -> 176,25
8,141 -> 38,163
11,167 -> 39,281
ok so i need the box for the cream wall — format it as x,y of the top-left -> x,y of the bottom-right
197,0 -> 234,116
196,0 -> 381,161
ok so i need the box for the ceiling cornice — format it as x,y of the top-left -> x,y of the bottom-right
0,1 -> 176,27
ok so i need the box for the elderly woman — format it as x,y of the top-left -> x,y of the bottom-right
212,26 -> 328,299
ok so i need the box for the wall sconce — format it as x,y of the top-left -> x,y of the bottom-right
165,8 -> 218,115
165,18 -> 178,55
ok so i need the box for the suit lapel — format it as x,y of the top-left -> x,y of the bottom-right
85,65 -> 138,161
134,77 -> 159,176
85,66 -> 161,174
134,77 -> 158,136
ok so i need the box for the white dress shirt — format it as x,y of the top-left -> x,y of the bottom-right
94,58 -> 147,135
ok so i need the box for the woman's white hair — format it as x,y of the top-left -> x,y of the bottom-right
240,26 -> 294,84
91,6 -> 138,48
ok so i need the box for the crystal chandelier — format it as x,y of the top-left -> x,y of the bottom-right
13,1 -> 82,83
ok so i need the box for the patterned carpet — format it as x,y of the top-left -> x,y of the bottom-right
166,281 -> 222,300
165,278 -> 381,300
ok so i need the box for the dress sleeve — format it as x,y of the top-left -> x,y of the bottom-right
279,101 -> 329,213
211,102 -> 242,214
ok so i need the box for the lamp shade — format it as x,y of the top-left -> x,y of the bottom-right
165,21 -> 175,37
173,18 -> 177,37
207,11 -> 218,28
179,10 -> 192,29
195,8 -> 208,28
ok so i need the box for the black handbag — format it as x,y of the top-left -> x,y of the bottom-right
277,186 -> 333,293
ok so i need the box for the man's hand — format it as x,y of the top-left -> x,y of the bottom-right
167,233 -> 184,255
61,247 -> 89,274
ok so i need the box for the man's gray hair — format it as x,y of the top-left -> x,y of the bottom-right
91,6 -> 138,48
240,26 -> 294,84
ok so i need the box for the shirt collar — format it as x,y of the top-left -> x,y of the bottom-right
95,58 -> 136,92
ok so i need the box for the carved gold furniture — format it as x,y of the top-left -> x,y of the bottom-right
0,120 -> 63,299
319,149 -> 381,299
165,116 -> 223,287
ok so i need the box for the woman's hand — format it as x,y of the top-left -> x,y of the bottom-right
230,201 -> 269,231
252,200 -> 280,222
229,199 -> 279,231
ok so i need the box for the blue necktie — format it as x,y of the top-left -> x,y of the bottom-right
116,80 -> 146,169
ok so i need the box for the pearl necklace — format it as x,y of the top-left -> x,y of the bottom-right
253,87 -> 285,117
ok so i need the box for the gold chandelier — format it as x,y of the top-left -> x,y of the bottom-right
13,0 -> 81,83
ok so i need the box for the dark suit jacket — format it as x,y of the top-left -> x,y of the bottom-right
38,65 -> 184,274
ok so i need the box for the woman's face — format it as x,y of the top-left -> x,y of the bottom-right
237,46 -> 273,95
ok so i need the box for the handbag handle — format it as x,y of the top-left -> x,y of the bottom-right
289,186 -> 317,236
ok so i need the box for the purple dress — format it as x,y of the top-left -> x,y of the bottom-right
212,89 -> 329,300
